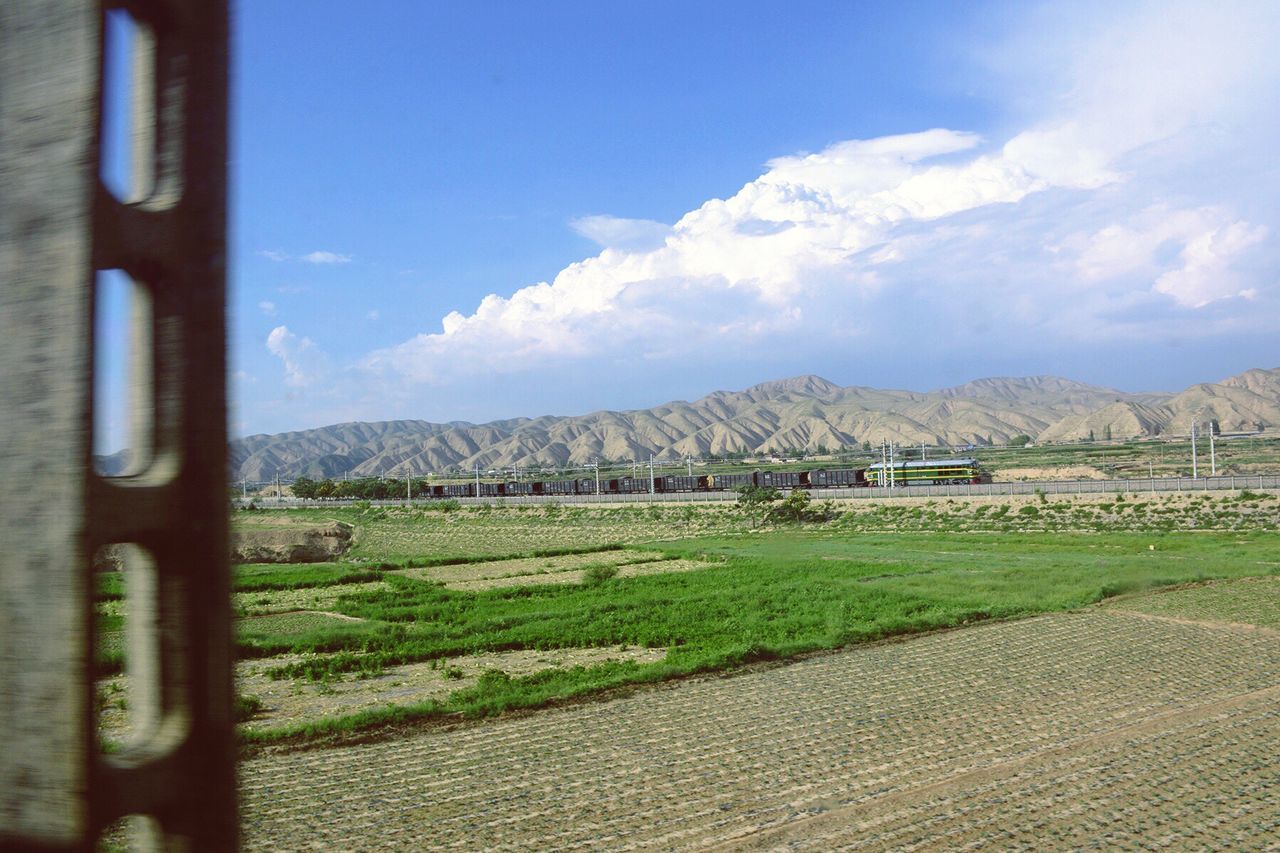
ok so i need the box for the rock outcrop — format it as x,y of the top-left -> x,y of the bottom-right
232,522 -> 353,564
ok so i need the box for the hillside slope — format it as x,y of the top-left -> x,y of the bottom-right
215,368 -> 1280,480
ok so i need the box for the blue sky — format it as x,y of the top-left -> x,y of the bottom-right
97,1 -> 1280,448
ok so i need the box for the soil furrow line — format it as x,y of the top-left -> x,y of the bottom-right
709,682 -> 1280,850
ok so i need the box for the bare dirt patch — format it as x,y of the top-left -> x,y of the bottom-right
397,549 -> 655,585
436,558 -> 713,592
993,464 -> 1108,481
234,581 -> 388,616
237,645 -> 668,732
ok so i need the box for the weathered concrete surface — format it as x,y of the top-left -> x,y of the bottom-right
0,3 -> 99,845
2,1 -> 236,848
233,522 -> 354,563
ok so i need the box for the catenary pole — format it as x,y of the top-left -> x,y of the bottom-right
1192,422 -> 1198,479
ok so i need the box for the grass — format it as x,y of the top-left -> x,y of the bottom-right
230,516 -> 1278,741
234,563 -> 387,592
76,495 -> 1278,745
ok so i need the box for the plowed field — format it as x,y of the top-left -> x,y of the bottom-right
240,588 -> 1280,849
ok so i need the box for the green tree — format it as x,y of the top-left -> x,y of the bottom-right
1009,434 -> 1031,447
862,440 -> 872,451
770,489 -> 812,523
292,477 -> 318,499
1103,424 -> 1113,441
735,484 -> 781,528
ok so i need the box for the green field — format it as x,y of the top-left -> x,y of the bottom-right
95,490 -> 1280,746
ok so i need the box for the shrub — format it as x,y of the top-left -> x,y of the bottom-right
236,693 -> 264,722
582,564 -> 620,585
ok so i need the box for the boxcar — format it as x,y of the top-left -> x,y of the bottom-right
707,472 -> 755,490
807,468 -> 865,488
535,479 -> 576,496
609,476 -> 651,494
658,475 -> 707,492
758,470 -> 804,489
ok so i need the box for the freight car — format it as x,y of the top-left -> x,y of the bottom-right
656,475 -> 711,492
412,460 -> 977,501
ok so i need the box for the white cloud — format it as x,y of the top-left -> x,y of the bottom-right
258,300 -> 277,316
366,309 -> 380,321
1069,205 -> 1268,307
356,1 -> 1278,393
258,249 -> 289,262
301,250 -> 353,264
570,215 -> 671,251
266,325 -> 328,388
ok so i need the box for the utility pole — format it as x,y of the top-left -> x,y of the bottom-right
921,441 -> 927,462
1191,422 -> 1198,479
686,457 -> 692,477
242,479 -> 247,499
594,460 -> 600,496
880,439 -> 888,487
275,472 -> 281,501
406,472 -> 411,502
474,463 -> 480,497
889,442 -> 896,488
649,454 -> 655,494
1209,424 -> 1217,476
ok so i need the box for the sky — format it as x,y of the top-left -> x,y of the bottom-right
97,1 -> 1280,449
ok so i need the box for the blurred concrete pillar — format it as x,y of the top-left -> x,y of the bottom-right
0,1 -> 235,849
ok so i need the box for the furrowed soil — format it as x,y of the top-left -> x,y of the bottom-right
240,584 -> 1280,849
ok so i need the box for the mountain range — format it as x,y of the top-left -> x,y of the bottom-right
212,367 -> 1280,482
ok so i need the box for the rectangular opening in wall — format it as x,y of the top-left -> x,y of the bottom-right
92,543 -> 131,754
100,9 -> 139,201
94,543 -> 163,757
93,270 -> 153,476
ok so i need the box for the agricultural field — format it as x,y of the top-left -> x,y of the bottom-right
97,490 -> 1280,845
238,586 -> 1280,849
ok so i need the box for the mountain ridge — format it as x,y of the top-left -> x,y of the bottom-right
108,368 -> 1280,480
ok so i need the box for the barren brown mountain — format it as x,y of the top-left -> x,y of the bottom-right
221,368 -> 1280,481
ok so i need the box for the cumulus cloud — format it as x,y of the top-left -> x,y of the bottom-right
301,250 -> 353,264
358,1 -> 1277,391
258,300 -> 277,316
1069,206 -> 1268,307
266,325 -> 328,388
257,249 -> 289,262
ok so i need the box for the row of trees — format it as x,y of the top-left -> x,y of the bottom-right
291,476 -> 431,500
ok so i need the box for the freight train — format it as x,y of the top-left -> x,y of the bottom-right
425,458 -> 983,498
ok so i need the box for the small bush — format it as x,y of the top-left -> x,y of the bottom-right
582,564 -> 620,585
236,693 -> 264,722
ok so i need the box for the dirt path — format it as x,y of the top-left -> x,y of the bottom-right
239,608 -> 1280,849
